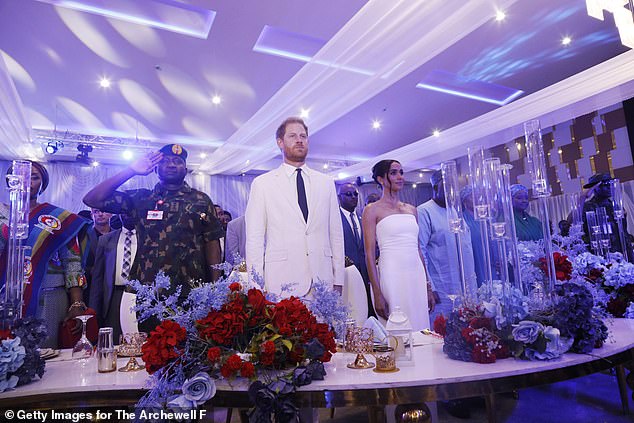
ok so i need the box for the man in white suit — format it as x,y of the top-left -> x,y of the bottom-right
246,117 -> 344,297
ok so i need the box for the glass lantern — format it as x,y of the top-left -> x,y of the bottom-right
385,307 -> 414,366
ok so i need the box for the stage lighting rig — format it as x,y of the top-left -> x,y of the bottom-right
44,140 -> 63,154
76,144 -> 94,165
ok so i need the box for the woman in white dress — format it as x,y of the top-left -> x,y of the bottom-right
362,160 -> 435,330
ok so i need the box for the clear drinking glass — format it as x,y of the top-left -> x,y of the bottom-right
72,315 -> 94,361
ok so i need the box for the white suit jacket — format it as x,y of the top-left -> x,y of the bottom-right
245,164 -> 344,297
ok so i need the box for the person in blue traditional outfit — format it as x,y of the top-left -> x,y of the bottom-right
0,161 -> 91,348
511,184 -> 543,242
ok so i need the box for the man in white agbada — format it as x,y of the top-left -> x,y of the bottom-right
418,170 -> 477,323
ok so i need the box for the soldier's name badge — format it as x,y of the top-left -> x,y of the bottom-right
147,210 -> 164,220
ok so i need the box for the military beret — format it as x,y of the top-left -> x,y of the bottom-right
159,144 -> 187,161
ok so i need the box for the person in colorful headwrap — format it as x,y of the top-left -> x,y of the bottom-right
511,184 -> 543,241
0,161 -> 91,348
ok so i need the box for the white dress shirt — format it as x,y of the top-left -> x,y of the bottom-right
281,162 -> 311,201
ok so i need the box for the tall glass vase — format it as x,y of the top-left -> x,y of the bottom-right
468,146 -> 494,293
585,210 -> 603,257
524,119 -> 556,301
486,160 -> 520,326
440,160 -> 469,299
2,160 -> 31,329
609,179 -> 630,262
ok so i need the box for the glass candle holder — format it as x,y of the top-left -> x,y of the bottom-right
524,120 -> 550,198
609,179 -> 629,261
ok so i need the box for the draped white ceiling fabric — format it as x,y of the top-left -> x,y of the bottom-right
198,0 -> 520,175
332,48 -> 634,180
0,54 -> 40,161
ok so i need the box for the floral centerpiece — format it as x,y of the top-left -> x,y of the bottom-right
129,267 -> 347,421
572,252 -> 634,318
435,304 -> 509,364
435,216 -> 622,364
435,279 -> 607,363
0,316 -> 47,392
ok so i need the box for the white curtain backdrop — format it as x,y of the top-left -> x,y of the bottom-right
1,159 -> 631,231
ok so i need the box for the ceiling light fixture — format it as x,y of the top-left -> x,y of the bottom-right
211,95 -> 221,105
495,10 -> 506,21
99,77 -> 111,88
586,0 -> 634,49
433,129 -> 441,137
372,120 -> 381,130
199,152 -> 207,159
91,160 -> 100,167
300,108 -> 310,118
76,144 -> 94,166
122,150 -> 134,160
561,36 -> 572,46
44,140 -> 63,154
323,163 -> 329,170
418,172 -> 423,178
412,183 -> 417,188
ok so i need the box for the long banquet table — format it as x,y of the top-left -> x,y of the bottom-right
1,319 -> 633,421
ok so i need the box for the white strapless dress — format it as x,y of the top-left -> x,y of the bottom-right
376,214 -> 430,331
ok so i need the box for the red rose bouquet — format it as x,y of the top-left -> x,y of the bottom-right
132,270 -> 345,422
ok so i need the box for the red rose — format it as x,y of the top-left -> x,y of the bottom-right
196,299 -> 248,345
260,341 -> 276,366
226,354 -> 243,371
207,347 -> 221,363
141,320 -> 187,374
260,353 -> 274,366
229,282 -> 242,292
607,297 -> 627,317
0,329 -> 12,340
240,361 -> 255,378
469,317 -> 492,330
310,323 -> 336,362
540,252 -> 573,281
220,363 -> 234,378
472,343 -> 496,364
433,314 -> 447,336
220,354 -> 243,378
588,268 -> 604,282
247,288 -> 271,316
261,341 -> 276,355
461,327 -> 476,344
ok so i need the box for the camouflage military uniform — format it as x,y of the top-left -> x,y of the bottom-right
101,182 -> 223,296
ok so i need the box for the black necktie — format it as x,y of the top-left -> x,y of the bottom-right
296,168 -> 309,222
350,212 -> 360,246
